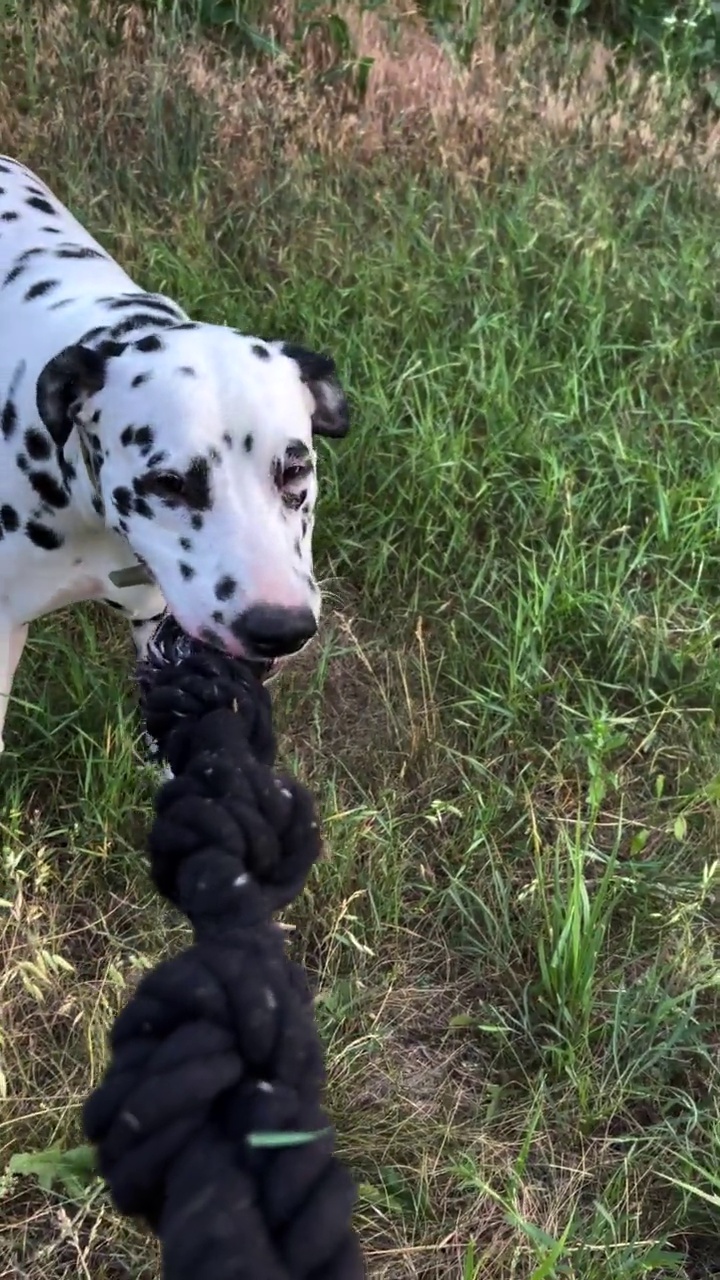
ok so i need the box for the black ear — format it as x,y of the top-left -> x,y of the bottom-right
36,344 -> 106,448
282,343 -> 350,439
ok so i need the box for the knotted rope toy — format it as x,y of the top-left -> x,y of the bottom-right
82,614 -> 366,1279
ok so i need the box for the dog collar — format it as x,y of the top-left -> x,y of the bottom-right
77,428 -> 100,497
108,564 -> 154,589
73,427 -> 153,590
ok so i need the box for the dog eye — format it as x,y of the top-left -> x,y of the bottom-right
146,471 -> 187,500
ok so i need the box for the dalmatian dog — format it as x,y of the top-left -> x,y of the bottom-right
0,155 -> 349,755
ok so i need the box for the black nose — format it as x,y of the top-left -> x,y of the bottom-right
232,604 -> 317,659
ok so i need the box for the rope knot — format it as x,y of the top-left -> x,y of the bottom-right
138,616 -> 276,770
84,615 -> 365,1278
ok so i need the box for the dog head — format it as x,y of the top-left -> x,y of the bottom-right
36,323 -> 349,663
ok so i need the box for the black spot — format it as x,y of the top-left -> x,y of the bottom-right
191,514 -> 203,531
222,432 -> 232,449
1,504 -> 19,532
24,278 -> 61,301
1,398 -> 17,439
117,515 -> 128,532
179,562 -> 195,580
147,450 -> 167,468
42,225 -> 60,234
135,334 -> 163,353
252,343 -> 270,360
134,497 -> 154,519
179,537 -> 192,552
16,453 -> 28,472
106,295 -> 183,320
212,610 -> 224,624
135,425 -> 154,450
78,326 -> 107,346
181,457 -> 211,511
301,518 -> 308,537
4,262 -> 27,286
0,210 -> 18,222
120,426 -> 135,447
92,493 -> 104,516
110,313 -> 177,340
90,409 -> 101,425
55,245 -> 106,260
30,470 -> 69,508
26,519 -> 62,550
5,353 -> 26,420
209,447 -> 221,465
48,298 -> 74,311
112,486 -> 133,517
171,322 -> 200,331
25,427 -> 52,460
243,433 -> 253,453
215,575 -> 237,602
306,574 -> 317,591
27,196 -> 55,215
301,504 -> 310,515
0,164 -> 10,174
131,372 -> 151,387
293,538 -> 302,558
177,366 -> 196,377
96,338 -> 127,361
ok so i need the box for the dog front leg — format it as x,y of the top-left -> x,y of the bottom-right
0,623 -> 29,754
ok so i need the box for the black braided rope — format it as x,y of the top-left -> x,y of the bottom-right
83,616 -> 366,1279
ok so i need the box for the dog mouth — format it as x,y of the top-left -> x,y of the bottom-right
107,563 -> 282,681
210,633 -> 280,681
144,613 -> 278,683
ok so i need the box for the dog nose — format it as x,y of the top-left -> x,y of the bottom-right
232,604 -> 317,658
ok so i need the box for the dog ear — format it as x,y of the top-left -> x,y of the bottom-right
36,344 -> 106,448
282,343 -> 350,439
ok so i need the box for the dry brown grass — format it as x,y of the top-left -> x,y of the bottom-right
0,0 -> 718,202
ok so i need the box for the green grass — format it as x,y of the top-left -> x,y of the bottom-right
2,3 -> 720,1277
